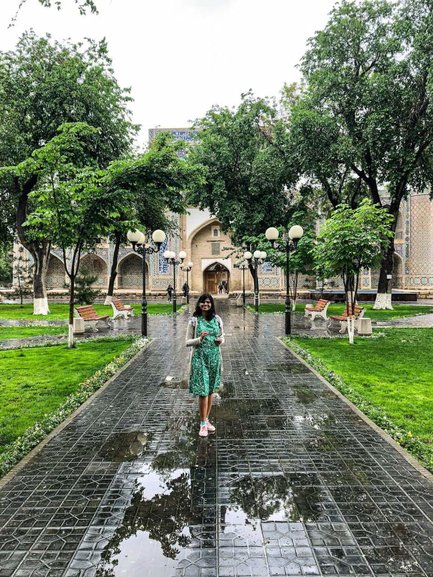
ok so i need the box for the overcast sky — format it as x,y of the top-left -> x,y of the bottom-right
1,0 -> 337,146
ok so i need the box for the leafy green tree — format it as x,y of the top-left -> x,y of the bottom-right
14,0 -> 98,17
0,32 -> 136,313
18,123 -> 135,346
315,200 -> 394,343
189,91 -> 295,295
294,0 -> 433,309
74,266 -> 100,304
0,244 -> 13,287
241,203 -> 317,309
102,132 -> 200,302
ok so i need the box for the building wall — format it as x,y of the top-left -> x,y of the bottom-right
405,193 -> 433,289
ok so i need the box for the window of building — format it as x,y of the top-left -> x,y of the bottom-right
158,239 -> 169,273
261,261 -> 273,273
211,242 -> 220,256
212,226 -> 220,238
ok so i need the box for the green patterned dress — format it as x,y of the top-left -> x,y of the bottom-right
189,316 -> 222,397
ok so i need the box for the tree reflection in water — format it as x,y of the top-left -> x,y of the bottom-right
96,470 -> 192,577
96,422 -> 215,577
228,474 -> 322,525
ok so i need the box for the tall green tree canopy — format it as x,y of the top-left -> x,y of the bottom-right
0,31 -> 135,169
15,0 -> 98,16
291,0 -> 433,303
0,32 -> 136,312
188,92 -> 295,247
101,132 -> 202,300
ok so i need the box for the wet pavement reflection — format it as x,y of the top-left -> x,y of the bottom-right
1,301 -> 433,576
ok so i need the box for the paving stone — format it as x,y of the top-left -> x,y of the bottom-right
1,304 -> 433,576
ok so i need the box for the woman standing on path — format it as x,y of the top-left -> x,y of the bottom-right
186,293 -> 224,437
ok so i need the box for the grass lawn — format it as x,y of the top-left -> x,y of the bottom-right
0,302 -> 179,322
0,326 -> 67,340
292,328 -> 433,445
0,338 -> 133,452
249,302 -> 433,321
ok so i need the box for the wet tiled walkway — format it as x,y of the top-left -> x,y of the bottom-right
1,304 -> 433,577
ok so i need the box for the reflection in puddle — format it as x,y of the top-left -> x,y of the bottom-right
292,412 -> 335,430
98,432 -> 150,462
227,474 -> 323,526
293,383 -> 316,405
96,467 -> 193,577
217,381 -> 234,398
217,399 -> 282,421
96,414 -> 217,577
160,376 -> 188,389
306,429 -> 347,451
266,362 -> 310,374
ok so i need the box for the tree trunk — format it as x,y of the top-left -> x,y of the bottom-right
30,243 -> 51,315
344,273 -> 356,344
104,232 -> 121,305
374,209 -> 398,310
68,274 -> 75,348
15,174 -> 51,315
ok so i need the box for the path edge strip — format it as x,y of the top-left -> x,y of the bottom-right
279,337 -> 433,484
0,338 -> 154,490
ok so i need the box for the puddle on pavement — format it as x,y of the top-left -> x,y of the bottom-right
305,428 -> 348,451
293,383 -> 316,405
217,398 -> 282,422
96,467 -> 195,577
266,362 -> 310,374
217,381 -> 235,398
225,473 -> 323,526
291,412 -> 336,430
159,375 -> 188,389
96,426 -> 217,577
98,431 -> 150,462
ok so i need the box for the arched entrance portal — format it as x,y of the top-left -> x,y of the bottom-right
203,262 -> 230,295
118,254 -> 147,289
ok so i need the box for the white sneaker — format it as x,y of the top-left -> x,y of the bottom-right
199,424 -> 208,437
206,420 -> 216,432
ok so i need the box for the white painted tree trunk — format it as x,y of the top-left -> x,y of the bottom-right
347,316 -> 355,344
68,324 -> 75,348
104,295 -> 113,305
291,300 -> 296,312
373,293 -> 393,310
33,297 -> 50,315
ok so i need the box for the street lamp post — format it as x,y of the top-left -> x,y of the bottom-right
243,250 -> 267,313
164,250 -> 187,313
238,261 -> 248,306
181,261 -> 193,304
127,228 -> 166,337
265,225 -> 304,336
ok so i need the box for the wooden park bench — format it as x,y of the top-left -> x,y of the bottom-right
329,305 -> 365,334
304,298 -> 331,321
75,305 -> 111,331
110,298 -> 134,320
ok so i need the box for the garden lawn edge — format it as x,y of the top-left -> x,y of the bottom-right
279,337 -> 433,483
0,337 -> 152,487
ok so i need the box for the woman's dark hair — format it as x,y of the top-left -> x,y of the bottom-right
193,293 -> 216,319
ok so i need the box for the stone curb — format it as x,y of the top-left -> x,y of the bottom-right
0,339 -> 154,491
279,337 -> 433,485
